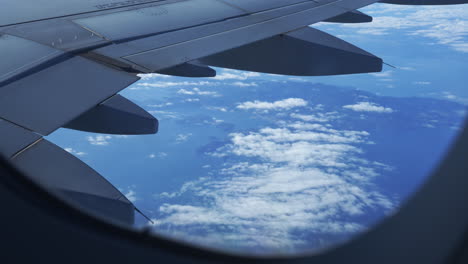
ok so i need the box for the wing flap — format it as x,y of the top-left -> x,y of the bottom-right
64,94 -> 158,135
0,56 -> 139,135
11,138 -> 134,225
199,27 -> 382,76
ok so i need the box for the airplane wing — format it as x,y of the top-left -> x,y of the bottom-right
1,0 -> 466,225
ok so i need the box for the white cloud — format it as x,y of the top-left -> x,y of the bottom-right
442,91 -> 457,100
86,134 -> 132,146
148,102 -> 173,108
177,87 -> 220,97
213,71 -> 261,80
149,110 -> 181,119
176,133 -> 193,143
413,81 -> 431,85
204,117 -> 224,125
125,189 -> 138,203
343,102 -> 394,113
184,98 -> 200,102
64,148 -> 87,156
153,117 -> 394,253
341,4 -> 468,53
206,106 -> 228,112
290,112 -> 339,123
87,135 -> 112,146
237,98 -> 308,111
137,73 -> 172,80
369,70 -> 393,78
149,152 -> 168,159
131,81 -> 219,90
230,81 -> 258,87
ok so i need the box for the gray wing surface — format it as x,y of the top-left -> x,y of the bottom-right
1,0 -> 466,225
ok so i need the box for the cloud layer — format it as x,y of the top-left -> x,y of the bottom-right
152,99 -> 395,254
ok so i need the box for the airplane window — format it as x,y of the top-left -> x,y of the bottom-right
13,3 -> 468,257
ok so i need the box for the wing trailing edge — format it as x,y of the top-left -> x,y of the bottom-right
0,55 -> 139,135
199,27 -> 382,76
0,120 -> 135,225
11,139 -> 135,225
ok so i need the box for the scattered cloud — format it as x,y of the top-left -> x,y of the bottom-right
290,112 -> 339,123
87,135 -> 113,146
213,71 -> 261,80
369,70 -> 393,78
341,4 -> 468,53
137,73 -> 172,80
130,81 -> 219,90
152,118 -> 394,253
230,81 -> 258,87
177,87 -> 220,97
125,189 -> 138,203
343,102 -> 394,113
148,102 -> 173,108
237,98 -> 308,111
149,152 -> 168,159
206,106 -> 228,112
149,110 -> 181,119
64,148 -> 87,156
442,91 -> 458,100
413,81 -> 431,85
176,133 -> 193,143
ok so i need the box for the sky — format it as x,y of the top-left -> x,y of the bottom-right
47,2 -> 468,256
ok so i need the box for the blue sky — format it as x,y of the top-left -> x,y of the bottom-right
47,3 -> 468,256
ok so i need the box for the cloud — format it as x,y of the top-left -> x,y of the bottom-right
148,102 -> 173,108
87,135 -> 113,146
343,102 -> 394,113
204,117 -> 224,125
442,91 -> 458,100
369,70 -> 393,78
86,134 -> 132,146
125,189 -> 138,203
184,98 -> 200,102
290,112 -> 339,123
340,4 -> 468,53
149,152 -> 168,159
230,81 -> 258,87
137,73 -> 173,80
413,81 -> 431,85
237,98 -> 308,111
149,110 -> 181,119
213,70 -> 261,80
176,133 -> 193,143
130,81 -> 219,90
152,117 -> 394,253
64,148 -> 87,156
177,87 -> 220,97
206,106 -> 228,112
